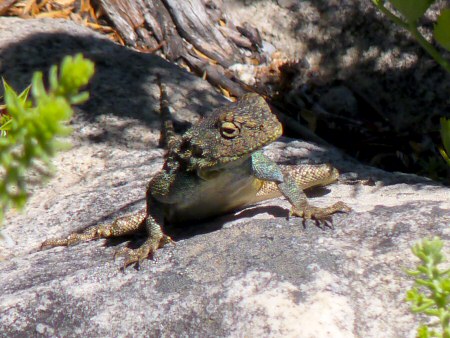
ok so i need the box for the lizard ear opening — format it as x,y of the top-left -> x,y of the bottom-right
220,122 -> 240,139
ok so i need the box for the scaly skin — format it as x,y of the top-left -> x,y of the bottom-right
42,84 -> 350,267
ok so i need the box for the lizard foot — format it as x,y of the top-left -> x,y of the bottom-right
291,201 -> 351,221
114,235 -> 173,268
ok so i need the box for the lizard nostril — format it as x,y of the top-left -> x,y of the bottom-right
191,144 -> 203,156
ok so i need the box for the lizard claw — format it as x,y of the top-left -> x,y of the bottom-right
114,235 -> 174,269
291,201 -> 351,223
114,246 -> 152,269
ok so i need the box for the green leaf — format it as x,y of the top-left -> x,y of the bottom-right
4,83 -> 26,119
0,54 -> 94,225
417,325 -> 431,338
441,117 -> 450,160
434,9 -> 450,51
49,64 -> 58,93
442,279 -> 450,292
31,71 -> 46,100
390,0 -> 434,23
58,53 -> 95,97
406,237 -> 450,337
69,92 -> 89,105
3,79 -> 20,108
0,118 -> 12,131
18,85 -> 31,104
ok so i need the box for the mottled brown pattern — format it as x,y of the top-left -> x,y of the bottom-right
42,88 -> 349,268
174,93 -> 283,170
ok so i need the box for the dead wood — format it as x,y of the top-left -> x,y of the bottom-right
97,0 -> 145,45
95,0 -> 262,96
0,0 -> 17,15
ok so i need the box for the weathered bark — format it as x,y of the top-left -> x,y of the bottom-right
97,0 -> 145,45
162,0 -> 240,68
95,0 -> 260,96
0,0 -> 17,15
184,53 -> 246,97
140,0 -> 185,61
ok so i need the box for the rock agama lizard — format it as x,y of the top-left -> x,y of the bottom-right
42,83 -> 350,266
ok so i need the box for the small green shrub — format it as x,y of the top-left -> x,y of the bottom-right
0,54 -> 95,222
406,237 -> 450,338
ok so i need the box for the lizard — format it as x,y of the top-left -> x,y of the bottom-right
41,82 -> 351,267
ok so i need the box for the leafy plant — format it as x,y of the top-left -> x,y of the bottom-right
372,0 -> 450,73
372,1 -> 450,169
440,118 -> 450,166
406,237 -> 450,338
0,54 -> 95,222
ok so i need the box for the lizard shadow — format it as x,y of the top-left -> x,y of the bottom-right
166,186 -> 336,241
103,185 -> 335,250
103,204 -> 290,252
0,30 -> 224,147
166,205 -> 289,241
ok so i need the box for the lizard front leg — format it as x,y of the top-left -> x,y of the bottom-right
114,194 -> 173,267
42,204 -> 172,267
251,151 -> 350,221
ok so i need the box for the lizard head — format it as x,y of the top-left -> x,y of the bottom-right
177,93 -> 283,170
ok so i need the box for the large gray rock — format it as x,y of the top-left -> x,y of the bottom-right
0,17 -> 449,337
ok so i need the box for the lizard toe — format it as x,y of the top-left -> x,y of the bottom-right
114,235 -> 172,268
291,202 -> 351,223
40,237 -> 69,249
114,247 -> 152,269
332,201 -> 352,213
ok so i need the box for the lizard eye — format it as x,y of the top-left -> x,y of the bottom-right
220,122 -> 240,139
